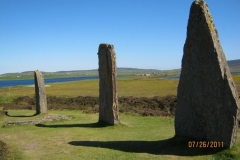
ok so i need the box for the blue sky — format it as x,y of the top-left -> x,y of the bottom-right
0,0 -> 239,74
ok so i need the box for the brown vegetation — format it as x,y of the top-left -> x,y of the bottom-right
2,95 -> 177,116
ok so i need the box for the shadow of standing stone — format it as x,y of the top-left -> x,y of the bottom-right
98,44 -> 120,125
34,70 -> 47,114
175,0 -> 240,149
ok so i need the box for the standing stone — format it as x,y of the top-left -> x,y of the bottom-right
98,44 -> 119,125
175,0 -> 239,148
34,70 -> 47,114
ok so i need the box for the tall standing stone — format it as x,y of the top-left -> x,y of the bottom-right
98,43 -> 119,125
34,70 -> 47,114
175,0 -> 239,148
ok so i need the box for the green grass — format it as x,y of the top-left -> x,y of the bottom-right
1,74 -> 239,104
0,76 -> 179,103
1,110 -> 239,160
0,75 -> 240,159
233,74 -> 240,85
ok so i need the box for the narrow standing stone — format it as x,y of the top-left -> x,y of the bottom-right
34,70 -> 47,114
175,0 -> 239,148
98,43 -> 119,125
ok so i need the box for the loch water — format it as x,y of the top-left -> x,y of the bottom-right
0,76 -> 99,88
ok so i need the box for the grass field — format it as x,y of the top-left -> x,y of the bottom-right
0,75 -> 240,159
1,75 -> 239,104
1,110 -> 240,160
0,76 -> 179,104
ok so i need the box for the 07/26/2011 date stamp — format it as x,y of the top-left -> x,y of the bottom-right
188,141 -> 224,148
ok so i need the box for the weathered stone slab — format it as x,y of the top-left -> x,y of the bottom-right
4,115 -> 72,126
175,0 -> 239,148
34,70 -> 47,114
98,44 -> 119,125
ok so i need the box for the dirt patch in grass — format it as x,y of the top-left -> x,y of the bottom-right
0,140 -> 9,160
0,111 -> 6,117
1,95 -> 177,117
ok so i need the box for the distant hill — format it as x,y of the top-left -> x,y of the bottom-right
1,68 -> 163,76
227,59 -> 240,72
1,59 -> 240,76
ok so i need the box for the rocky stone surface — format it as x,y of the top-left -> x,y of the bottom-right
175,0 -> 239,148
98,44 -> 119,125
4,115 -> 72,126
34,70 -> 47,114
